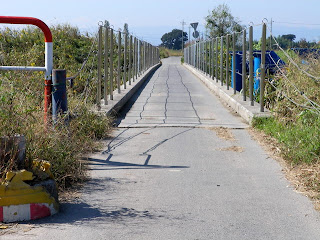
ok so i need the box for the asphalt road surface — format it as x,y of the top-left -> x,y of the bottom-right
4,57 -> 320,240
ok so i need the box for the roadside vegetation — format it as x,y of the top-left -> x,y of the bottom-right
0,25 -> 111,189
159,47 -> 183,59
252,51 -> 320,198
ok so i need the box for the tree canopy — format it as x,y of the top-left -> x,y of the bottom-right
160,29 -> 188,50
282,34 -> 296,42
205,4 -> 243,37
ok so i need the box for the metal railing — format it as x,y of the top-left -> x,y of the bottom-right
184,23 -> 267,112
96,21 -> 160,110
0,17 -> 160,125
0,16 -> 53,123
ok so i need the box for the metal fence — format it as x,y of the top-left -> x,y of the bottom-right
96,21 -> 160,110
184,23 -> 267,112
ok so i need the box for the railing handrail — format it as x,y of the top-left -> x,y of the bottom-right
0,16 -> 53,123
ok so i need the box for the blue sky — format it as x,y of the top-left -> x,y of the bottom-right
2,0 -> 320,45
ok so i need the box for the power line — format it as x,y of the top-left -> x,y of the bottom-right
274,21 -> 320,26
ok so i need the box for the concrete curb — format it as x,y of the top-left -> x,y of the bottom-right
0,169 -> 59,223
0,203 -> 57,223
183,63 -> 271,124
96,63 -> 162,117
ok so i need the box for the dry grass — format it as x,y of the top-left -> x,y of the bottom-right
209,127 -> 236,141
0,25 -> 112,189
159,47 -> 183,58
248,127 -> 320,210
219,146 -> 244,152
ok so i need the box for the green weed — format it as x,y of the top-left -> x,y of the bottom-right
159,47 -> 183,59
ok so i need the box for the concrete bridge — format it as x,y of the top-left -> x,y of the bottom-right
4,57 -> 320,239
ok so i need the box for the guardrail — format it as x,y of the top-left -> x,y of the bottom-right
95,21 -> 160,110
184,23 -> 268,112
0,17 -> 160,125
0,16 -> 53,123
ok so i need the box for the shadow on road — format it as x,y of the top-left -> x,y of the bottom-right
86,157 -> 190,170
24,176 -> 164,225
26,202 -> 160,225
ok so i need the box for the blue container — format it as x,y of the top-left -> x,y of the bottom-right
253,57 -> 261,93
231,52 -> 242,92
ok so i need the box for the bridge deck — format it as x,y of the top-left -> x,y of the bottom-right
118,57 -> 247,128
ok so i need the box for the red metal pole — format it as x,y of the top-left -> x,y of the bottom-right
0,16 -> 52,42
0,16 -> 53,124
44,79 -> 52,124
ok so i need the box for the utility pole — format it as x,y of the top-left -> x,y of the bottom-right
181,20 -> 186,51
270,18 -> 273,50
188,26 -> 191,44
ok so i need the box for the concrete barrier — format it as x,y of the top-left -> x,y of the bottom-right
0,167 -> 59,223
183,63 -> 271,124
97,63 -> 162,117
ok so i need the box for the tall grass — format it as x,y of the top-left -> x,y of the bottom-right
254,51 -> 320,165
159,47 -> 183,59
0,25 -> 111,188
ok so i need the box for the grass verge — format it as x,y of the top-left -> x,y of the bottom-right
252,115 -> 320,165
0,24 -> 111,190
252,50 -> 320,205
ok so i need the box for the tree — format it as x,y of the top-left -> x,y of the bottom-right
205,4 -> 243,38
297,38 -> 308,48
271,34 -> 297,49
160,29 -> 188,50
282,34 -> 296,42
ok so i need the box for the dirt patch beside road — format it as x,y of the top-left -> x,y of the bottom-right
248,127 -> 320,211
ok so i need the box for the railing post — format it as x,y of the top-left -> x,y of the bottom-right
203,42 -> 206,73
104,25 -> 109,105
194,44 -> 196,68
205,41 -> 207,75
143,42 -> 146,71
97,26 -> 102,110
137,40 -> 140,76
149,44 -> 151,68
198,42 -> 201,70
226,34 -> 230,90
146,43 -> 149,69
124,32 -> 127,89
134,37 -> 137,81
215,37 -> 218,82
193,44 -> 195,67
152,46 -> 155,66
189,45 -> 191,65
242,29 -> 247,101
249,26 -> 254,106
260,23 -> 266,112
212,39 -> 215,79
201,41 -> 203,72
110,29 -> 114,100
194,44 -> 196,67
129,35 -> 132,85
52,69 -> 67,123
209,40 -> 212,77
232,32 -> 236,94
196,43 -> 198,69
200,42 -> 201,71
117,31 -> 121,93
220,36 -> 223,86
